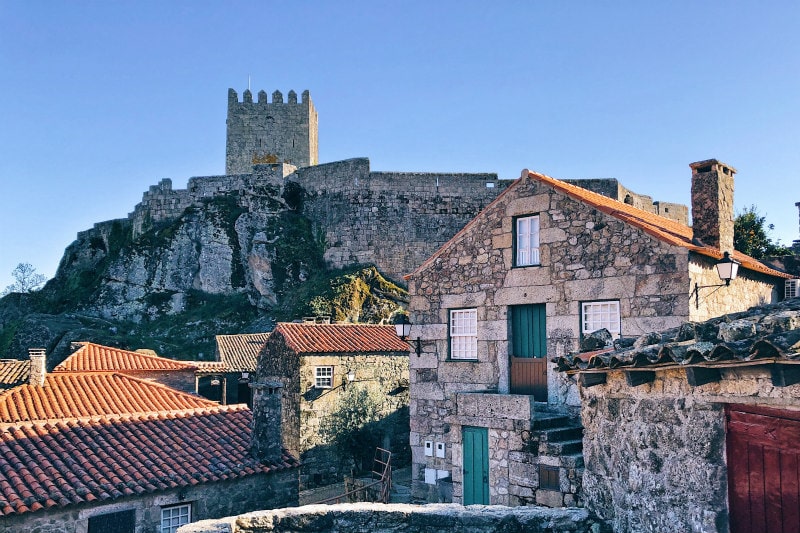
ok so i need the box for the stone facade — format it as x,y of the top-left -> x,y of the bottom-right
0,472 -> 298,533
255,330 -> 410,489
226,88 -> 318,174
405,165 -> 789,507
179,503 -> 611,533
580,366 -> 800,533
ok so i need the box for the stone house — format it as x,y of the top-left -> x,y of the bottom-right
213,332 -> 271,406
0,348 -> 299,533
255,323 -> 410,489
555,297 -> 800,533
404,159 -> 794,507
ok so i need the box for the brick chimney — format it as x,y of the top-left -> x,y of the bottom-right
690,159 -> 736,252
28,348 -> 46,387
249,380 -> 284,462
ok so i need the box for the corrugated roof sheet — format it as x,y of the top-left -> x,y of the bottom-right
410,170 -> 793,280
215,333 -> 270,372
0,405 -> 298,516
554,298 -> 800,371
54,342 -> 197,372
0,373 -> 218,423
274,323 -> 410,354
0,361 -> 29,391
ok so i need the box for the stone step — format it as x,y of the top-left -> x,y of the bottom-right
530,414 -> 574,430
541,426 -> 583,443
539,438 -> 583,456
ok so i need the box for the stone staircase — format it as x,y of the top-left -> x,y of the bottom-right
508,409 -> 585,507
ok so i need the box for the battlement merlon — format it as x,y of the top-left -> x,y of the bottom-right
228,88 -> 313,107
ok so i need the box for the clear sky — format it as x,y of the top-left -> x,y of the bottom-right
1,1 -> 799,290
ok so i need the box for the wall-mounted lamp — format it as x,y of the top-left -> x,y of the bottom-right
341,370 -> 356,390
694,251 -> 740,309
394,315 -> 422,356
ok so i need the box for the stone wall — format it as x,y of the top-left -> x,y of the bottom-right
256,333 -> 410,488
0,471 -> 298,533
564,178 -> 688,224
179,503 -> 610,533
580,366 -> 800,533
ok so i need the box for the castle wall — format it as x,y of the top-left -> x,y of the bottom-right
292,158 -> 508,281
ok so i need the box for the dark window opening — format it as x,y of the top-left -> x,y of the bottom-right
539,465 -> 560,491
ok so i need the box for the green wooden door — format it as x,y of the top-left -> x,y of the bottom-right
463,426 -> 489,505
510,304 -> 548,400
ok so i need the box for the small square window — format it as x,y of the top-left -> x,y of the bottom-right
581,301 -> 621,339
539,465 -> 560,491
450,309 -> 477,360
315,366 -> 334,388
161,504 -> 191,533
515,215 -> 540,267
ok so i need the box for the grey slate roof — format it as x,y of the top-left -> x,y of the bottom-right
554,298 -> 800,372
215,333 -> 270,372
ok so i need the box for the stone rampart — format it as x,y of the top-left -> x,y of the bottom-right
123,158 -> 508,282
178,503 -> 610,533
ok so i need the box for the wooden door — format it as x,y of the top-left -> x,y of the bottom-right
510,304 -> 547,400
463,426 -> 489,505
727,404 -> 800,533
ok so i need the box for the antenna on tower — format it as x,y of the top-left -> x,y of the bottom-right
248,75 -> 251,91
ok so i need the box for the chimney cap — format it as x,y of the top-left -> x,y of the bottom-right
689,159 -> 737,175
28,348 -> 46,357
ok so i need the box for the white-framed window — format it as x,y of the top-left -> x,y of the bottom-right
161,504 -> 191,533
581,301 -> 621,339
315,366 -> 334,388
450,309 -> 478,360
515,215 -> 540,267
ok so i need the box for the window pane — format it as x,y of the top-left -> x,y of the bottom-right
582,301 -> 620,338
161,505 -> 191,533
516,216 -> 540,266
450,309 -> 477,359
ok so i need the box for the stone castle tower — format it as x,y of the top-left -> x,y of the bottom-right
225,88 -> 319,174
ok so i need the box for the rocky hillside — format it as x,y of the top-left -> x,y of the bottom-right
0,184 -> 408,364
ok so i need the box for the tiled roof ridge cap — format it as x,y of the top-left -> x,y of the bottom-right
0,403 -> 244,431
55,341 -> 199,371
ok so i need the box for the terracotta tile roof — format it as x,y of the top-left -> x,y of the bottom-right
409,170 -> 793,280
215,333 -> 270,372
554,297 -> 800,372
0,405 -> 298,516
194,361 -> 228,374
273,323 -> 410,354
0,361 -> 29,391
54,342 -> 197,373
0,373 -> 218,423
527,171 -> 792,280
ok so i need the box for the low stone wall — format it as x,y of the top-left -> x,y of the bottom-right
179,503 -> 610,533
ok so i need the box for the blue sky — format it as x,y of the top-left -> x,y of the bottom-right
1,1 -> 799,290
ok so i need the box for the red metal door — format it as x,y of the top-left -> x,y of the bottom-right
727,404 -> 800,533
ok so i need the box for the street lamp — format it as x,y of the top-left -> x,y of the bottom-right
694,251 -> 741,309
394,315 -> 422,356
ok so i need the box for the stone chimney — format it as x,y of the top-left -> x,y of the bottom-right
249,380 -> 284,462
28,348 -> 47,387
690,159 -> 736,252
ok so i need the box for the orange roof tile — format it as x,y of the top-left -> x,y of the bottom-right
0,360 -> 29,391
409,170 -> 792,280
216,333 -> 270,372
0,405 -> 298,516
0,373 -> 218,423
54,342 -> 197,373
273,323 -> 410,354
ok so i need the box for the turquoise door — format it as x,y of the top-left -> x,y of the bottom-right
463,426 -> 489,505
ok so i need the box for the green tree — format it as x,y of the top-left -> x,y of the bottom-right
734,206 -> 792,259
1,263 -> 47,296
319,386 -> 384,472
